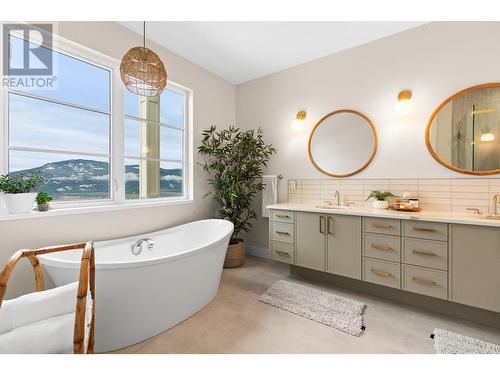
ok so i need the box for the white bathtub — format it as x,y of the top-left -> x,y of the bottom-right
39,219 -> 233,352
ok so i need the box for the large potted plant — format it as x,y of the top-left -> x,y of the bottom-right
0,172 -> 45,213
199,125 -> 276,268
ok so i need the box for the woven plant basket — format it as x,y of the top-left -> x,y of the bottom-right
224,238 -> 245,268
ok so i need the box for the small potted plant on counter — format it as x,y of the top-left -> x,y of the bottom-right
199,125 -> 276,268
366,190 -> 394,209
0,172 -> 45,214
36,192 -> 52,212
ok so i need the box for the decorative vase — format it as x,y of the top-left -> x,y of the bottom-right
37,203 -> 50,212
224,238 -> 245,268
3,192 -> 37,214
373,200 -> 389,209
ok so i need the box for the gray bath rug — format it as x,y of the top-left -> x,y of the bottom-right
433,328 -> 500,354
259,280 -> 365,336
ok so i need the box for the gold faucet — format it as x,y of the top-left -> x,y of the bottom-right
492,194 -> 500,216
334,191 -> 340,206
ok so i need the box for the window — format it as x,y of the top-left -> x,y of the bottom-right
6,35 -> 111,202
1,30 -> 191,211
124,88 -> 185,200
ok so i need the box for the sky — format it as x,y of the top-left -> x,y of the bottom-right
9,35 -> 184,172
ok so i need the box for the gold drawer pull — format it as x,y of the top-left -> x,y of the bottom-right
371,244 -> 393,251
412,227 -> 436,232
327,216 -> 334,235
412,249 -> 437,256
276,214 -> 290,219
319,215 -> 326,234
275,231 -> 290,236
371,269 -> 392,277
275,250 -> 290,256
372,223 -> 393,229
412,277 -> 437,286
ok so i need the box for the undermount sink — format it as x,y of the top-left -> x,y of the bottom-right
479,214 -> 500,220
315,204 -> 351,210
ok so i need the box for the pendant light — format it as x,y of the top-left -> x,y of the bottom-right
120,21 -> 167,97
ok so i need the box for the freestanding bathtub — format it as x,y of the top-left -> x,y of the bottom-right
39,219 -> 233,352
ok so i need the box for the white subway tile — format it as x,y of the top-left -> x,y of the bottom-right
418,179 -> 451,186
451,179 -> 490,186
451,185 -> 489,193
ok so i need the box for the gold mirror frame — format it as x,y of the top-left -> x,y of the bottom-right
308,109 -> 379,178
425,82 -> 500,176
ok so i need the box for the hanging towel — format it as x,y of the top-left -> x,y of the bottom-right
262,175 -> 278,218
0,282 -> 78,334
0,312 -> 75,354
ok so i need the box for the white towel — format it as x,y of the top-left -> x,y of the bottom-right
262,175 -> 278,218
0,282 -> 78,334
0,312 -> 75,354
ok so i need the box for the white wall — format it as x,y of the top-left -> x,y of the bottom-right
236,22 -> 500,249
1,22 -> 236,298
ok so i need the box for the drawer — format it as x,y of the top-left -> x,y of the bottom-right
402,238 -> 448,270
363,233 -> 401,262
363,258 -> 401,289
403,220 -> 448,241
271,242 -> 294,264
271,210 -> 294,224
364,217 -> 401,236
402,264 -> 448,300
271,222 -> 294,244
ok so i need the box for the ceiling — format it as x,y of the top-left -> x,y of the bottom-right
119,22 -> 426,84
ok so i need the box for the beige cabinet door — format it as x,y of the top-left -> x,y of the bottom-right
450,224 -> 500,313
296,212 -> 326,271
327,214 -> 362,279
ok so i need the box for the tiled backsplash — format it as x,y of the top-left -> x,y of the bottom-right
287,178 -> 500,214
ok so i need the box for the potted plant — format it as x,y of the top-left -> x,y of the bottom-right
36,192 -> 53,211
199,125 -> 276,268
366,190 -> 394,209
0,172 -> 45,213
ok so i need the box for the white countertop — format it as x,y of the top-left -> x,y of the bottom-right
267,202 -> 500,228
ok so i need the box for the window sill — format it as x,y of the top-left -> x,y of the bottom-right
0,197 -> 194,222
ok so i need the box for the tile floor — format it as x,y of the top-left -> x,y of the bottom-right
115,256 -> 500,354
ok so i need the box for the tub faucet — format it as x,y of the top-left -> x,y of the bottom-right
131,238 -> 155,255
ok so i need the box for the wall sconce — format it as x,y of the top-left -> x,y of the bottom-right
291,110 -> 307,132
395,90 -> 413,116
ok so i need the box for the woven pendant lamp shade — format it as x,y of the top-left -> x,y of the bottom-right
120,46 -> 167,97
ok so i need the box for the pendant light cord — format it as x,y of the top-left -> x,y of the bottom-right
143,21 -> 146,48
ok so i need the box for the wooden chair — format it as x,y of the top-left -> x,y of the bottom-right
0,242 -> 95,354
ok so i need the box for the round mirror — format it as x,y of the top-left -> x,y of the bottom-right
308,109 -> 378,177
426,83 -> 500,175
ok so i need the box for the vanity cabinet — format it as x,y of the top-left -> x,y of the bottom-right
269,207 -> 500,313
294,212 -> 361,278
326,214 -> 362,279
450,224 -> 500,313
295,212 -> 326,271
269,210 -> 296,264
362,217 -> 449,300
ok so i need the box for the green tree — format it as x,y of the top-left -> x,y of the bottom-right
198,126 -> 276,239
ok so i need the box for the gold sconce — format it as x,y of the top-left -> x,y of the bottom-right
291,110 -> 307,132
396,90 -> 413,115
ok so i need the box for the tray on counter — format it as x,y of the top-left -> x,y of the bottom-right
390,204 -> 422,212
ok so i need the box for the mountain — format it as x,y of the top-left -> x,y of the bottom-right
13,159 -> 182,200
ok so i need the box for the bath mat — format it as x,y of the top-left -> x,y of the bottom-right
432,328 -> 500,354
259,280 -> 365,336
